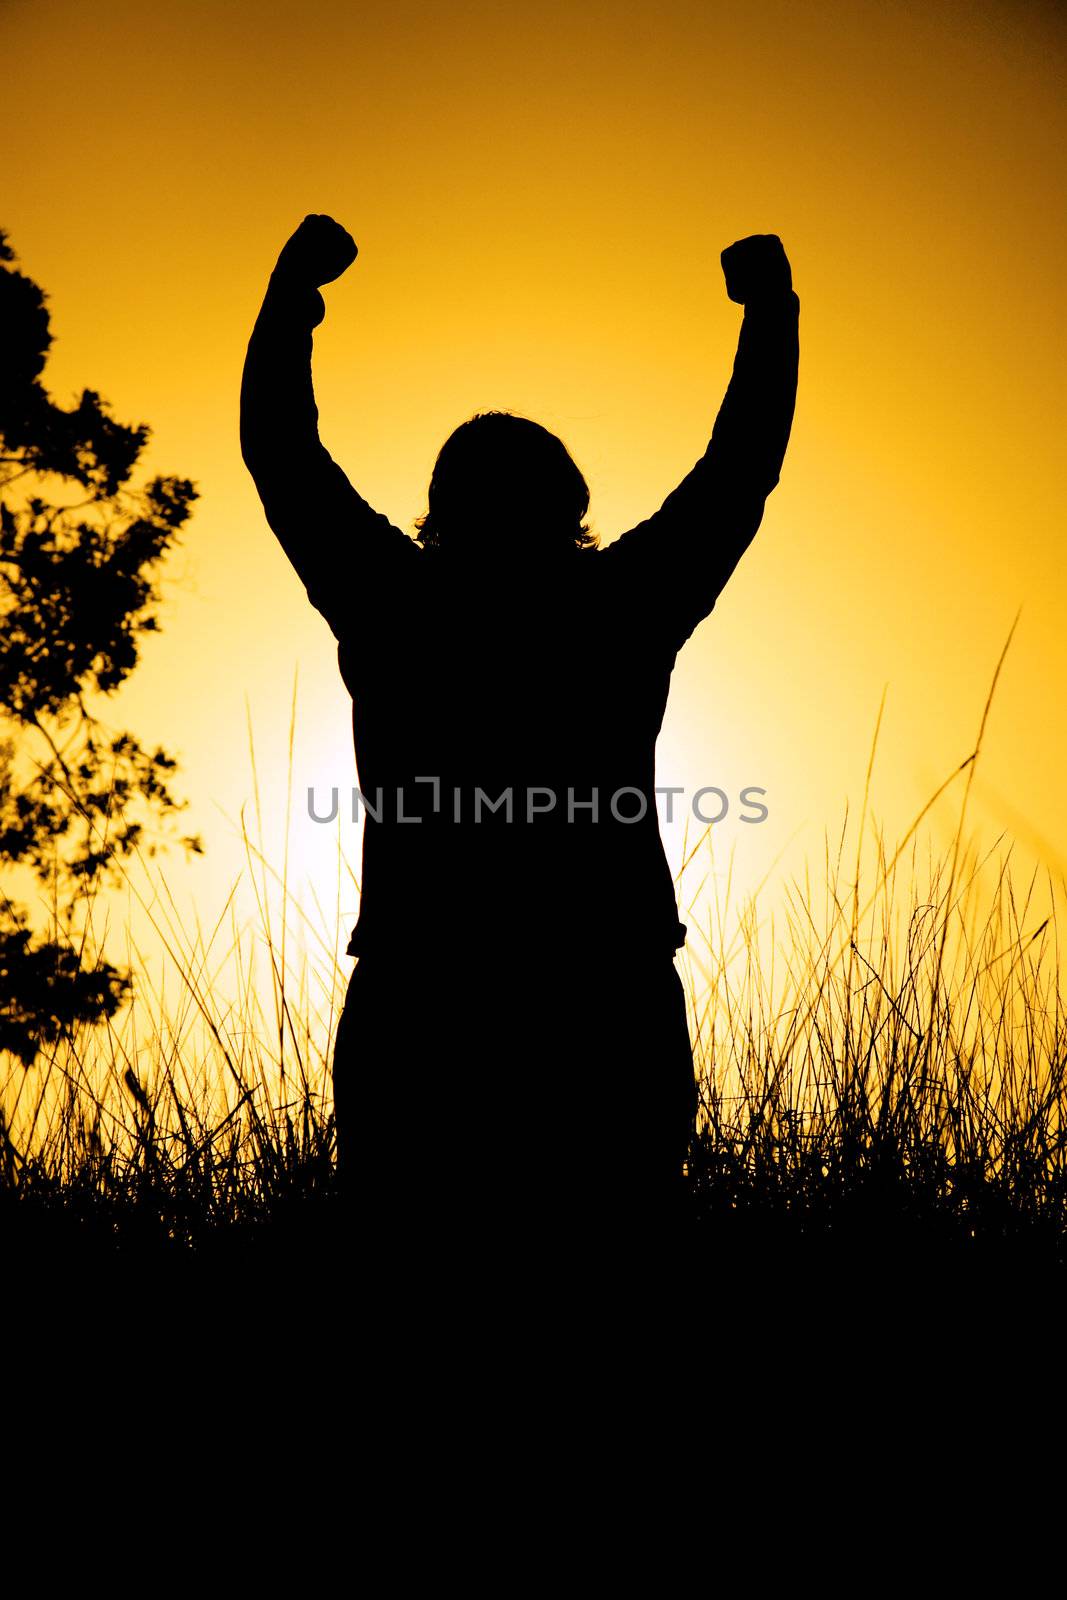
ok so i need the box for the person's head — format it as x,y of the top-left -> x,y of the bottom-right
415,411 -> 597,559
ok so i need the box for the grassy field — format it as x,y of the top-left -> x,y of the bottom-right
3,668 -> 1066,1324
3,819 -> 1064,1301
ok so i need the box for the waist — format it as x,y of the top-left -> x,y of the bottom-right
347,808 -> 683,957
345,891 -> 686,959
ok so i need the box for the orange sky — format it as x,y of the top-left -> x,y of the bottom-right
3,0 -> 1065,983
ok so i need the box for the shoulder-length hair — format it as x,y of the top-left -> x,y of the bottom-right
414,411 -> 598,552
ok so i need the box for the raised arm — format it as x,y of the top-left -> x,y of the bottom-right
606,234 -> 800,651
240,215 -> 415,638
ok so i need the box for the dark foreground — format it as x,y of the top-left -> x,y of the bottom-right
6,1163 -> 1063,1338
7,1175 -> 1064,1467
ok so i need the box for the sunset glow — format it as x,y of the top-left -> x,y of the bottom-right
5,0 -> 1065,975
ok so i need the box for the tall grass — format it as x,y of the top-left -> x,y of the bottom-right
684,831 -> 1065,1265
2,648 -> 1066,1281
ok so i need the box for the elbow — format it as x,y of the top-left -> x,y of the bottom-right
239,388 -> 270,477
239,418 -> 258,473
238,375 -> 258,471
239,341 -> 273,471
240,426 -> 275,492
239,425 -> 262,478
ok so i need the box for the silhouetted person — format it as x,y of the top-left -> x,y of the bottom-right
241,215 -> 799,1276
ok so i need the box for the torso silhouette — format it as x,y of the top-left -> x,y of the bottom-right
339,543 -> 686,961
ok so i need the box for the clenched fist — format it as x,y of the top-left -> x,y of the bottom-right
275,214 -> 358,287
721,234 -> 792,306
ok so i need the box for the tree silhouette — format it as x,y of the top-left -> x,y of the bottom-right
0,230 -> 200,1066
